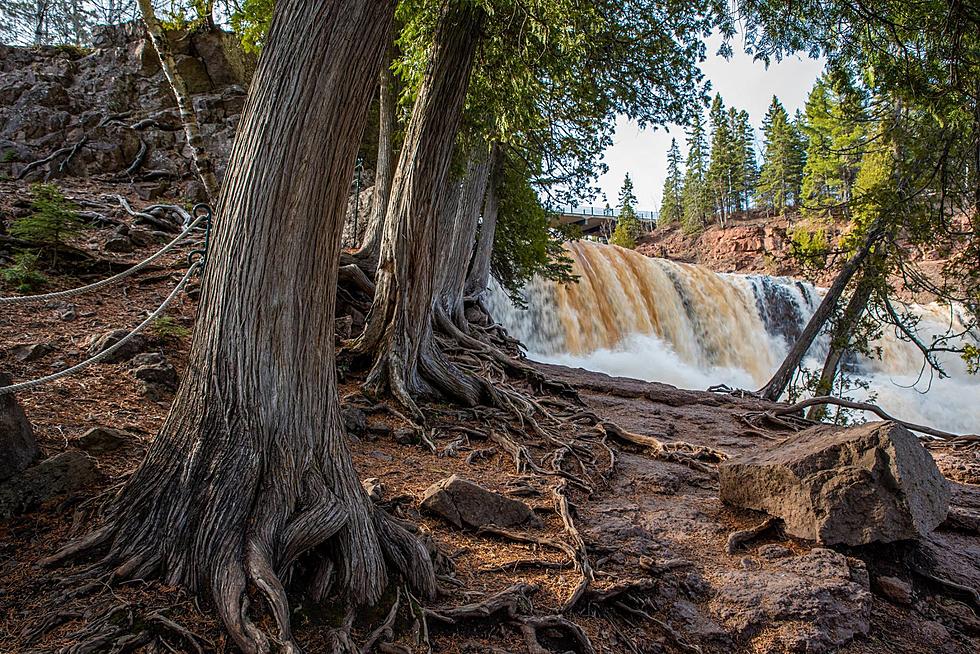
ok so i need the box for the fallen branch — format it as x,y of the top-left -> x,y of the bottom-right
769,396 -> 977,442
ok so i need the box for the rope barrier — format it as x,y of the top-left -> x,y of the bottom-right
0,262 -> 200,396
0,208 -> 208,306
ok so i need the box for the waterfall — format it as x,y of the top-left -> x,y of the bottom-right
487,240 -> 980,434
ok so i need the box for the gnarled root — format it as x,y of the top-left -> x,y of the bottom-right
596,420 -> 725,474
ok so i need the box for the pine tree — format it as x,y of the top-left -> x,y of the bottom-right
800,74 -> 866,214
682,109 -> 710,233
706,93 -> 734,225
731,108 -> 757,213
756,96 -> 803,216
610,172 -> 642,248
659,137 -> 683,225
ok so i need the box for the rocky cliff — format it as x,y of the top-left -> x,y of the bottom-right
0,22 -> 254,203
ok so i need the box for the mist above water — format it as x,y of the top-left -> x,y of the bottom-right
487,240 -> 980,434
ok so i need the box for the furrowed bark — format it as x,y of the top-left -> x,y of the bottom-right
349,1 -> 486,418
464,144 -> 502,300
436,144 -> 493,329
45,3 -> 435,652
136,0 -> 220,202
356,42 -> 399,272
806,262 -> 879,421
758,222 -> 884,402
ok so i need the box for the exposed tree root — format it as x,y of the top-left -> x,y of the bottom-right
425,583 -> 596,654
18,137 -> 89,180
725,517 -> 780,554
595,420 -> 726,474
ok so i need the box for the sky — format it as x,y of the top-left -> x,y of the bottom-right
594,33 -> 825,212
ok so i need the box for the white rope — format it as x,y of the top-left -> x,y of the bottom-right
0,214 -> 205,306
0,263 -> 200,396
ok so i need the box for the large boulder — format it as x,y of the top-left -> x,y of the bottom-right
421,475 -> 540,530
720,421 -> 950,545
0,373 -> 39,482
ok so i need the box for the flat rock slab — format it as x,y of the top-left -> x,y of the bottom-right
0,451 -> 98,519
710,548 -> 872,653
720,421 -> 950,545
421,475 -> 540,530
0,373 -> 38,482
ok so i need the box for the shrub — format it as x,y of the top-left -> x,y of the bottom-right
9,183 -> 85,247
2,252 -> 47,293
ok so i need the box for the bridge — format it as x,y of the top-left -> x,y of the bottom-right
550,205 -> 657,237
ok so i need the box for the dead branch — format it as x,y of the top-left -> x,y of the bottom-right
769,396 -> 977,442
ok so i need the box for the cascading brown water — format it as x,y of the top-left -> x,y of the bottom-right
488,240 -> 979,434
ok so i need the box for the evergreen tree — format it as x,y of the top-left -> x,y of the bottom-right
731,108 -> 758,212
756,96 -> 804,216
610,172 -> 642,248
659,137 -> 683,225
682,109 -> 710,233
800,74 -> 866,213
706,93 -> 734,225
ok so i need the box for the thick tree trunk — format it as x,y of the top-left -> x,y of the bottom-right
349,1 -> 485,417
806,261 -> 879,421
47,3 -> 434,652
435,144 -> 492,329
758,223 -> 883,402
137,0 -> 220,202
356,45 -> 399,271
464,145 -> 502,300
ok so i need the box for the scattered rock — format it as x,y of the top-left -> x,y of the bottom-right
77,426 -> 131,453
0,372 -> 38,482
421,475 -> 541,530
876,575 -> 913,605
362,477 -> 384,502
719,421 -> 950,545
86,329 -> 148,363
8,342 -> 55,362
0,451 -> 98,519
342,405 -> 367,436
103,235 -> 134,253
133,359 -> 178,388
709,548 -> 872,653
757,543 -> 793,560
394,428 -> 418,445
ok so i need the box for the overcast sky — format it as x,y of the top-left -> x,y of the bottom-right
594,33 -> 825,212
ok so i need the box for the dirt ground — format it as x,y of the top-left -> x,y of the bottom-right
1,184 -> 978,653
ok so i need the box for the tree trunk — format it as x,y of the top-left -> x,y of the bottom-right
435,144 -> 492,329
47,3 -> 434,652
356,43 -> 398,271
464,147 -> 502,300
349,1 -> 485,417
758,223 -> 883,402
806,260 -> 880,421
136,0 -> 220,203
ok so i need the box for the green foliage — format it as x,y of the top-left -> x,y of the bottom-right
788,224 -> 830,270
151,316 -> 192,341
159,0 -> 214,31
229,0 -> 274,53
2,149 -> 17,163
800,74 -> 866,214
755,96 -> 805,214
491,155 -> 577,307
2,252 -> 46,293
9,183 -> 84,247
610,173 -> 642,248
659,138 -> 683,225
681,109 -> 710,233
